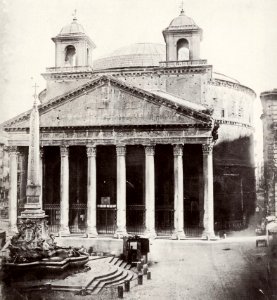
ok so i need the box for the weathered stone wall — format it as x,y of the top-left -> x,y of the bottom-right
42,67 -> 256,131
261,90 -> 277,216
43,77 -> 92,102
206,79 -> 255,125
42,67 -> 209,106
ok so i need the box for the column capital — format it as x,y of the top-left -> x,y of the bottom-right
7,146 -> 18,155
86,145 -> 96,157
145,145 -> 155,156
173,144 -> 183,156
60,145 -> 69,157
202,143 -> 213,155
116,145 -> 126,156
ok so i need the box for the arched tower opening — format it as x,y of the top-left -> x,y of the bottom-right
163,10 -> 202,61
51,16 -> 96,68
65,45 -> 76,66
177,39 -> 189,60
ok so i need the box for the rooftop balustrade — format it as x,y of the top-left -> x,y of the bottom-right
159,59 -> 207,68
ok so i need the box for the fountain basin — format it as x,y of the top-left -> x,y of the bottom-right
4,255 -> 89,272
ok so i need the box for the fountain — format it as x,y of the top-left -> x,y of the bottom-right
3,85 -> 88,276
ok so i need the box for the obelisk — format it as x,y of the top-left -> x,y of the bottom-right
19,84 -> 48,242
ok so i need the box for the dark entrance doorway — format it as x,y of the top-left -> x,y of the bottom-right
155,145 -> 174,235
96,146 -> 117,234
43,146 -> 61,234
69,146 -> 87,233
126,145 -> 145,234
183,144 -> 203,237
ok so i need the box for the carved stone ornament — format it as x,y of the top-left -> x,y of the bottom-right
60,145 -> 69,157
173,144 -> 183,156
202,143 -> 213,154
116,145 -> 126,156
86,146 -> 96,157
7,146 -> 18,155
145,145 -> 155,156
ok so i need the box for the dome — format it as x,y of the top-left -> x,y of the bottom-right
166,10 -> 199,30
93,43 -> 166,70
59,17 -> 85,35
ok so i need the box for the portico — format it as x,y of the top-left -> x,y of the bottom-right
5,75 -> 216,239
9,139 -> 215,238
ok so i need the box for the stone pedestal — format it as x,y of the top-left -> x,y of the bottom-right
18,212 -> 49,245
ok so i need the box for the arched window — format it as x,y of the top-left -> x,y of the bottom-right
65,45 -> 76,66
177,39 -> 189,61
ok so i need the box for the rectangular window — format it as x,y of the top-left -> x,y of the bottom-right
221,109 -> 225,118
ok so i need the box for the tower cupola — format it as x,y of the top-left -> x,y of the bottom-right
163,9 -> 202,61
51,16 -> 96,68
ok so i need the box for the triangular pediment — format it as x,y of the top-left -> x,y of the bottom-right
3,75 -> 212,129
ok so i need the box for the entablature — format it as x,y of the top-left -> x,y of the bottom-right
6,125 -> 213,147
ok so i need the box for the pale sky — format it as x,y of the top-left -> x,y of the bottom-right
0,0 -> 276,128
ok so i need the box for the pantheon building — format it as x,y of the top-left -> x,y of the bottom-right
1,10 -> 256,239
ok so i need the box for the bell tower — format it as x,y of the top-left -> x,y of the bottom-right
51,14 -> 96,68
163,9 -> 202,61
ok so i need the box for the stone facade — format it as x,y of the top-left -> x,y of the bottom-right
1,10 -> 256,237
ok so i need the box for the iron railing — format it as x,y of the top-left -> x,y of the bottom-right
214,219 -> 246,232
126,205 -> 145,235
69,203 -> 87,234
184,226 -> 203,237
97,205 -> 117,235
155,206 -> 174,236
43,203 -> 60,233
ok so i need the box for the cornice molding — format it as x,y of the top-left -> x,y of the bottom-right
208,79 -> 256,97
42,64 -> 212,80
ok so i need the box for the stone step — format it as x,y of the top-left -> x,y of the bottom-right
85,266 -> 118,289
88,269 -> 124,294
92,270 -> 129,294
108,256 -> 117,264
115,258 -> 123,267
125,264 -> 132,270
110,269 -> 135,286
109,256 -> 115,263
120,261 -> 128,269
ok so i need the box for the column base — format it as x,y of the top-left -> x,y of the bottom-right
114,228 -> 128,239
171,230 -> 186,240
143,229 -> 157,239
202,230 -> 217,240
86,227 -> 98,238
59,227 -> 70,237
